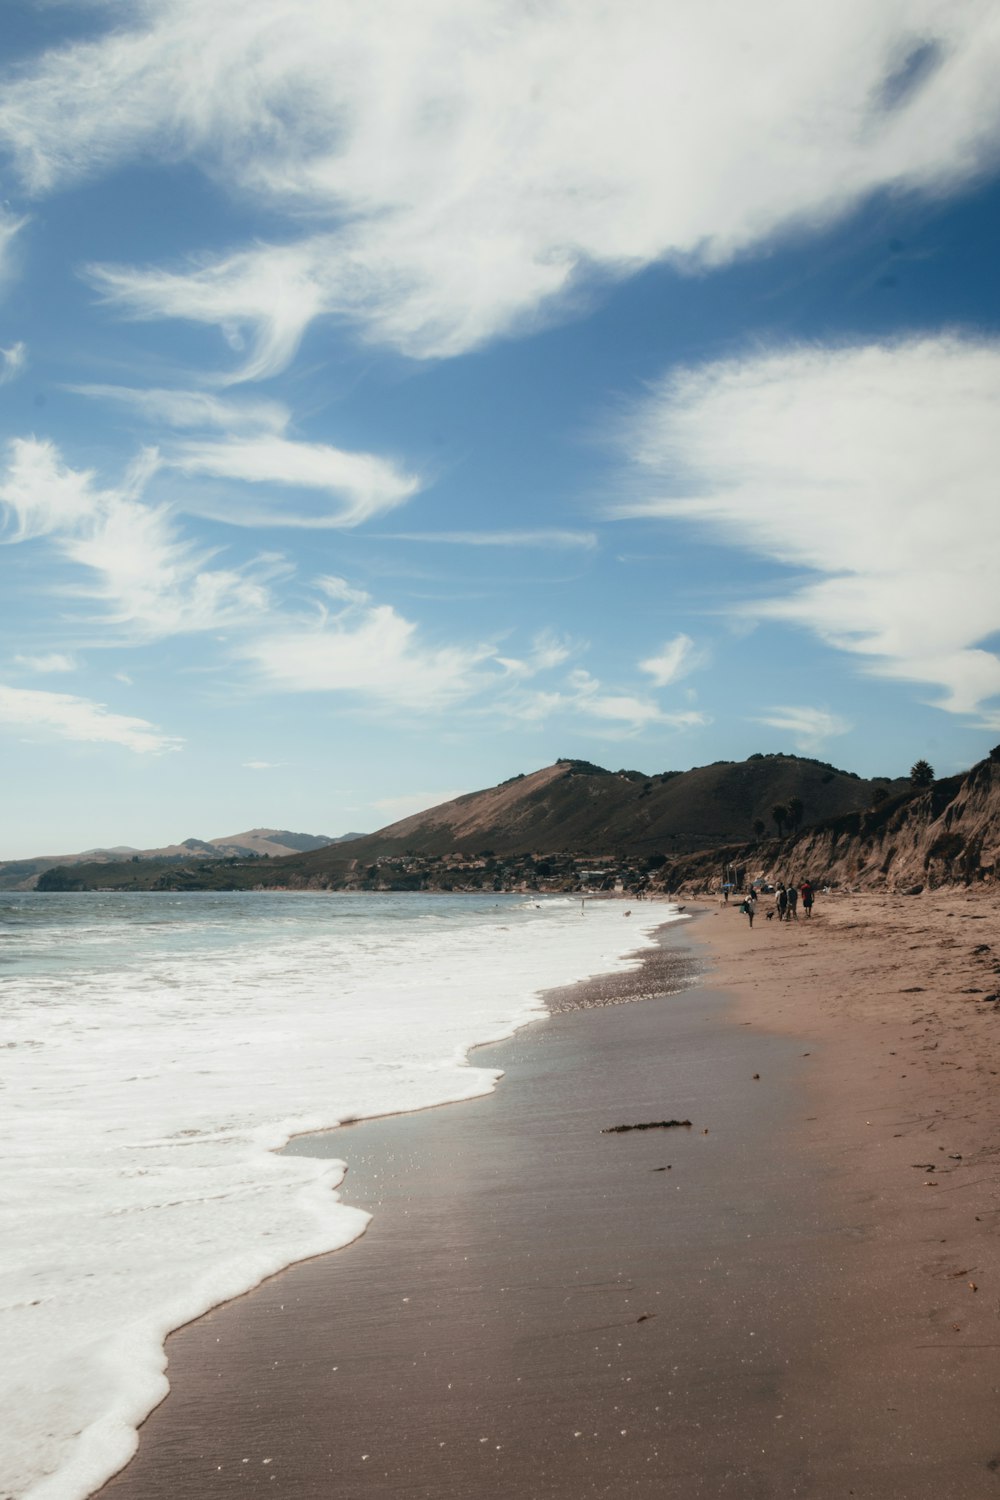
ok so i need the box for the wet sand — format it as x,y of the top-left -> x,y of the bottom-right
101,896 -> 1000,1499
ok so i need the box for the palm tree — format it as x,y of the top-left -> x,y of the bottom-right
752,818 -> 766,842
771,803 -> 789,837
910,759 -> 935,789
787,796 -> 804,832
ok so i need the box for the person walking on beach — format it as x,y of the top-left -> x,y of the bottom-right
776,883 -> 788,921
786,883 -> 798,920
739,896 -> 754,927
800,881 -> 814,917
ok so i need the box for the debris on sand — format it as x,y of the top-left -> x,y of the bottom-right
602,1119 -> 692,1133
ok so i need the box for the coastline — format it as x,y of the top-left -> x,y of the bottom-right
99,892 -> 1000,1498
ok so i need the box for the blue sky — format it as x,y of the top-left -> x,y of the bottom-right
3,0 -> 1000,856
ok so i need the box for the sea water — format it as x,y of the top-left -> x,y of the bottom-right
0,890 -> 676,1500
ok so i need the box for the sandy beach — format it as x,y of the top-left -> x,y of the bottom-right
100,891 -> 1000,1499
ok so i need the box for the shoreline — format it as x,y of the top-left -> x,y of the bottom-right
99,891 -> 1000,1498
14,894 -> 670,1500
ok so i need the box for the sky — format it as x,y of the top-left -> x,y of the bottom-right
2,0 -> 1000,856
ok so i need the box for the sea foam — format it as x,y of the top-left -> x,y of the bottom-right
0,891 -> 675,1499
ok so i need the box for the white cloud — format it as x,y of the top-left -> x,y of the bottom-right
753,705 -> 852,751
0,437 -> 656,731
315,575 -> 371,606
528,632 -> 574,673
385,530 -> 597,550
71,384 -> 290,434
0,211 -> 27,291
639,633 -> 702,688
13,652 -> 77,674
171,435 -> 419,527
496,631 -> 576,679
240,599 -> 497,711
70,387 -> 422,529
1,342 -> 26,383
617,335 -> 1000,723
0,437 -> 274,638
242,759 -> 286,769
0,437 -> 98,541
88,240 -> 328,382
504,667 -> 708,737
3,2 -> 998,369
0,683 -> 180,753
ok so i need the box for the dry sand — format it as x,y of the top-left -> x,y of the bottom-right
100,891 -> 1000,1499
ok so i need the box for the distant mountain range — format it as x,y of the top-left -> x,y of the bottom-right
30,750 -> 1000,896
33,753 -> 907,892
0,828 -> 364,890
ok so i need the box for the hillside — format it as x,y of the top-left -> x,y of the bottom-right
655,752 -> 1000,895
292,754 -> 903,869
32,754 -> 1000,896
34,754 -> 907,892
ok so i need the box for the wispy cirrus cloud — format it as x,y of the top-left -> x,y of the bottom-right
387,529 -> 597,550
617,335 -> 1000,724
240,598 -> 498,712
3,3 -> 998,371
496,630 -> 576,679
13,652 -> 77,674
639,633 -> 703,688
0,683 -> 180,753
70,383 -> 290,434
0,438 -> 275,638
504,668 -> 708,738
238,579 -> 682,732
171,434 -> 420,527
0,436 -> 682,734
1,342 -> 26,383
753,705 -> 852,752
69,386 -> 421,527
0,211 -> 27,292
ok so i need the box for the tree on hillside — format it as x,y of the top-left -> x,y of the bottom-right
870,784 -> 890,808
787,796 -> 804,832
910,759 -> 935,789
771,803 -> 789,837
752,818 -> 766,842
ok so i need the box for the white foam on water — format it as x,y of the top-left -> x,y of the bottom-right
0,891 -> 677,1500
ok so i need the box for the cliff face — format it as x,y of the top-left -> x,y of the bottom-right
660,758 -> 1000,894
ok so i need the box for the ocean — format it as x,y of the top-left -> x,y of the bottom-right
1,889 -> 675,1500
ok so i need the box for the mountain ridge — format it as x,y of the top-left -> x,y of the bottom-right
35,751 -> 997,896
298,753 -> 903,867
0,827 -> 358,891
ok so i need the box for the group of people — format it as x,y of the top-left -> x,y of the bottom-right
772,880 -> 813,920
737,880 -> 813,927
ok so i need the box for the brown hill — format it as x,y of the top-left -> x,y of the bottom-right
286,754 -> 904,875
655,752 -> 1000,894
